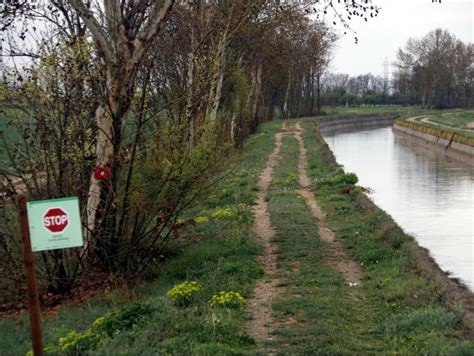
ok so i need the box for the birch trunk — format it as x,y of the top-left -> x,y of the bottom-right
85,50 -> 135,252
207,33 -> 228,122
86,105 -> 113,245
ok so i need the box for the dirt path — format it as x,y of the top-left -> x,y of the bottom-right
248,122 -> 362,346
420,116 -> 474,133
291,122 -> 362,285
247,128 -> 284,344
406,115 -> 428,123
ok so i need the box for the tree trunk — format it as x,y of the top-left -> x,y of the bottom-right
252,63 -> 263,124
316,74 -> 321,115
230,111 -> 237,142
283,70 -> 291,120
185,43 -> 196,150
86,105 -> 113,247
310,69 -> 315,115
85,69 -> 132,265
208,34 -> 227,122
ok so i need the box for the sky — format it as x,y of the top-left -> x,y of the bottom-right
328,0 -> 473,78
0,0 -> 472,77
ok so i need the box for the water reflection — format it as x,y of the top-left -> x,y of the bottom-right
323,126 -> 474,290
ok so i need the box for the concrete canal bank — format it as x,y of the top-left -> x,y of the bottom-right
313,113 -> 473,164
316,113 -> 397,134
393,120 -> 474,164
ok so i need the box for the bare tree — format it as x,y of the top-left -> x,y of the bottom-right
395,29 -> 460,109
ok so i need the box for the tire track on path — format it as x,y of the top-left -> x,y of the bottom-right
291,122 -> 362,285
247,126 -> 285,345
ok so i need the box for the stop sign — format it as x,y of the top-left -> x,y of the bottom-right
43,208 -> 69,233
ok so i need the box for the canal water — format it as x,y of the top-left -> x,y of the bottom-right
322,126 -> 473,290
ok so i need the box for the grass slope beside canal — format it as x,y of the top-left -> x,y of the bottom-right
1,118 -> 473,355
428,110 -> 474,130
397,110 -> 474,141
322,105 -> 419,116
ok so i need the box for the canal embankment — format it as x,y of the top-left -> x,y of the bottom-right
316,112 -> 397,134
247,119 -> 474,352
306,119 -> 474,337
319,114 -> 473,292
310,119 -> 474,330
393,118 -> 474,164
314,111 -> 474,164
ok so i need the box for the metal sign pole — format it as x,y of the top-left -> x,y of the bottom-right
16,194 -> 43,356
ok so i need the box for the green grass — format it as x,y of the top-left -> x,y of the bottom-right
266,133 -> 384,353
0,107 -> 31,165
429,110 -> 474,129
322,105 -> 419,116
397,109 -> 474,140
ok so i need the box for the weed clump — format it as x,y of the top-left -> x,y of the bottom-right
193,216 -> 209,224
209,291 -> 245,308
318,172 -> 359,188
211,208 -> 233,220
333,172 -> 358,186
28,302 -> 156,355
374,307 -> 460,336
166,281 -> 202,307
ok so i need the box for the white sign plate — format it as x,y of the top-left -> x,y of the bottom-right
27,197 -> 84,252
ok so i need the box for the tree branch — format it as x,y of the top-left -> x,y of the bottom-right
133,0 -> 174,52
66,0 -> 115,63
104,0 -> 121,37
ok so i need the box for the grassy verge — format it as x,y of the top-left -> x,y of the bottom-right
266,132 -> 385,353
0,121 -> 283,355
322,105 -> 419,116
429,110 -> 474,130
246,119 -> 472,353
292,118 -> 474,353
396,110 -> 474,141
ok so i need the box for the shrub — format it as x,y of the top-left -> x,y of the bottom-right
166,281 -> 202,307
96,303 -> 157,337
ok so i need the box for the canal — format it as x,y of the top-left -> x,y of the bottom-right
322,125 -> 473,290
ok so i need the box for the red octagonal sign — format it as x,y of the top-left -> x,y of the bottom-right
43,207 -> 69,233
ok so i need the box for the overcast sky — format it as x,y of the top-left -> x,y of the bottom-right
329,0 -> 473,78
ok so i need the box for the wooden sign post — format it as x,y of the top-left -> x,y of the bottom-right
16,195 -> 83,356
16,194 -> 43,356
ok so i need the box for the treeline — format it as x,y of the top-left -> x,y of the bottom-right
0,0 -> 379,297
319,28 -> 473,109
319,73 -> 419,107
